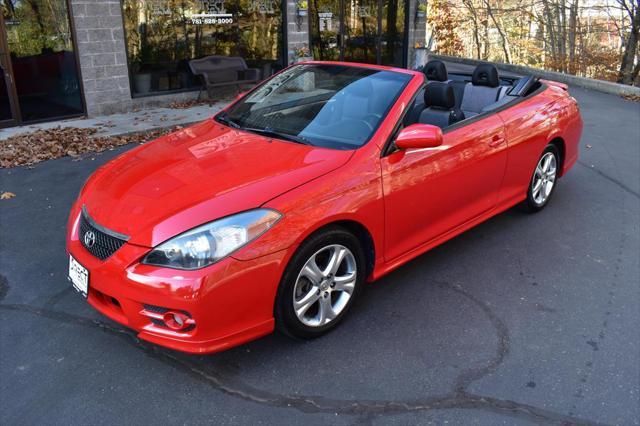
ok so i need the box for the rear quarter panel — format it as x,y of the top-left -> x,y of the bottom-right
497,83 -> 583,206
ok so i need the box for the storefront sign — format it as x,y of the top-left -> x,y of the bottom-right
150,0 -> 171,15
318,12 -> 333,31
248,0 -> 277,15
191,0 -> 234,24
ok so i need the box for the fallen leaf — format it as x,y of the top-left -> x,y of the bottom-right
0,191 -> 16,200
169,99 -> 216,109
0,126 -> 184,168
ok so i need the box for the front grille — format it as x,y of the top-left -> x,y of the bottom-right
79,209 -> 128,260
143,304 -> 169,314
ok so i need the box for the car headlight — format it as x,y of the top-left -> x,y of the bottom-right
142,209 -> 282,270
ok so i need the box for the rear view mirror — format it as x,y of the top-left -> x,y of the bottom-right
395,124 -> 443,150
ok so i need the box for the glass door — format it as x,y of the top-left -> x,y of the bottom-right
343,0 -> 379,64
310,0 -> 342,61
309,0 -> 405,67
1,0 -> 84,125
380,0 -> 405,66
0,17 -> 17,127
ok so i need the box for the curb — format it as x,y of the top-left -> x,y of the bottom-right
430,54 -> 640,97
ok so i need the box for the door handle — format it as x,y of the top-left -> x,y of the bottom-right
488,135 -> 505,148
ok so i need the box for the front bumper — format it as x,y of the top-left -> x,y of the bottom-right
66,206 -> 288,354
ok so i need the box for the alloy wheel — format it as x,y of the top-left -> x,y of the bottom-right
531,152 -> 557,205
292,244 -> 357,327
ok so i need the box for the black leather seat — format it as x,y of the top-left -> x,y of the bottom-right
424,59 -> 468,109
424,60 -> 449,82
404,60 -> 452,126
460,64 -> 508,117
418,82 -> 464,129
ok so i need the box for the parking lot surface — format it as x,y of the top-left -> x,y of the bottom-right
0,85 -> 638,425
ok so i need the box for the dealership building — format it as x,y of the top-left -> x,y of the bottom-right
0,0 -> 428,128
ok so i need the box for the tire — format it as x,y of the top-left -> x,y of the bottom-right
523,144 -> 560,213
275,226 -> 366,339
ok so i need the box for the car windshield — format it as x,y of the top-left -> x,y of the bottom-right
218,64 -> 412,150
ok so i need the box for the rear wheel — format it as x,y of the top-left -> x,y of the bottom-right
275,227 -> 365,339
524,144 -> 560,212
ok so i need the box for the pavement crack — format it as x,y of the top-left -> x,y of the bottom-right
45,287 -> 73,308
577,161 -> 640,199
0,297 -> 607,425
447,283 -> 510,394
0,275 -> 8,302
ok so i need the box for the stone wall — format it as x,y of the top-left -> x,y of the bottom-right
68,0 -> 422,118
69,0 -> 204,117
286,0 -> 311,64
407,0 -> 428,70
70,0 -> 132,116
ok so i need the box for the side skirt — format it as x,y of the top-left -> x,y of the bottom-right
369,193 -> 526,282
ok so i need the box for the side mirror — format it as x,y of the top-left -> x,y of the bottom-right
395,124 -> 443,150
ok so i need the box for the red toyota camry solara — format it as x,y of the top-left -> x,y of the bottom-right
67,61 -> 583,354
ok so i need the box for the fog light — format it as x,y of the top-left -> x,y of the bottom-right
163,311 -> 192,331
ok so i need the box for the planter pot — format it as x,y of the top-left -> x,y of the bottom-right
298,8 -> 308,16
134,73 -> 152,94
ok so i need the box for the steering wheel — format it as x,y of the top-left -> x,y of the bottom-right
362,113 -> 382,131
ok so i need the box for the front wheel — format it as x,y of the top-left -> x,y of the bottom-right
275,227 -> 365,339
524,144 -> 560,212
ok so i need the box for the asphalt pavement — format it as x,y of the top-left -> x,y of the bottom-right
0,85 -> 639,425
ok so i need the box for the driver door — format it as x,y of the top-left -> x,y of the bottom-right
381,115 -> 508,261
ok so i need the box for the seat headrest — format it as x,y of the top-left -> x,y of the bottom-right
472,64 -> 499,87
424,60 -> 448,82
424,82 -> 455,109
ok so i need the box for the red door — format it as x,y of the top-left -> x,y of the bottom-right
381,115 -> 508,261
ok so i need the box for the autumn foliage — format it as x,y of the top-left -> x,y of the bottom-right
424,0 -> 640,85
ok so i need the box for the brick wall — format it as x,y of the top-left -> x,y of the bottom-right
70,0 -> 133,116
407,0 -> 428,70
70,0 -> 202,117
286,0 -> 311,64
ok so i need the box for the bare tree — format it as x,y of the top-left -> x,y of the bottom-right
617,0 -> 640,84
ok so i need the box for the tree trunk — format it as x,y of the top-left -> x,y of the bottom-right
542,0 -> 558,68
484,0 -> 511,63
462,0 -> 482,59
568,0 -> 578,74
618,1 -> 640,85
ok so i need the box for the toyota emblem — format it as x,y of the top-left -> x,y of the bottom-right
84,230 -> 96,248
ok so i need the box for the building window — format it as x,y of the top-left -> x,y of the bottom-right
121,0 -> 284,96
1,0 -> 84,124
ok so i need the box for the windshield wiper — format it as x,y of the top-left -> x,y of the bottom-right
239,127 -> 312,145
216,112 -> 240,129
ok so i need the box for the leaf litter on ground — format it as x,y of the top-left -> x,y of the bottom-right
1,126 -> 182,168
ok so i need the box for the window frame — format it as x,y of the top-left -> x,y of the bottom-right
119,0 -> 289,99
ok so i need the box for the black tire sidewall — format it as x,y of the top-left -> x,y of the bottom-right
275,226 -> 366,339
526,144 -> 560,212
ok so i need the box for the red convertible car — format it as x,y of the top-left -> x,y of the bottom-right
67,61 -> 582,354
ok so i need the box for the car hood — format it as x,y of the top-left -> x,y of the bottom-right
80,119 -> 353,247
